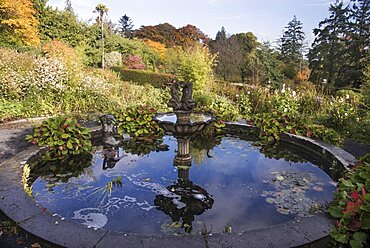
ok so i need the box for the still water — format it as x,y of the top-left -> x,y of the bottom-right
30,135 -> 336,235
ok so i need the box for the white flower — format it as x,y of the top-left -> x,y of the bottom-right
346,94 -> 350,99
247,91 -> 250,95
344,113 -> 348,116
281,84 -> 286,94
284,108 -> 288,112
292,90 -> 296,97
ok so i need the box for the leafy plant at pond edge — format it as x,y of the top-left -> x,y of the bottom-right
209,95 -> 239,121
26,116 -> 92,159
329,159 -> 370,248
252,111 -> 342,145
116,105 -> 161,137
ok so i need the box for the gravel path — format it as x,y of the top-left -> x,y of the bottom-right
0,123 -> 32,166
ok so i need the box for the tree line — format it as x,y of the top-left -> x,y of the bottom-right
0,0 -> 368,90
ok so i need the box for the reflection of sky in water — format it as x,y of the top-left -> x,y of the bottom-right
32,136 -> 336,235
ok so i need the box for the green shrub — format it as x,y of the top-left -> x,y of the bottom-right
236,92 -> 252,118
26,116 -> 92,159
329,160 -> 370,248
0,99 -> 23,122
209,95 -> 239,121
247,87 -> 273,114
327,97 -> 358,128
175,45 -> 216,91
336,89 -> 362,104
111,67 -> 176,88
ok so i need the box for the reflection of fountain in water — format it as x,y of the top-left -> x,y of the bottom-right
154,159 -> 214,233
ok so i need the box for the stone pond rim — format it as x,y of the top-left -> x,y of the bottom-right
0,123 -> 356,248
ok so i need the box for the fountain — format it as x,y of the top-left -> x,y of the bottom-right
154,81 -> 215,166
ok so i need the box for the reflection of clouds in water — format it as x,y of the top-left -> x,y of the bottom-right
72,208 -> 108,228
199,179 -> 255,232
101,196 -> 156,213
127,175 -> 185,209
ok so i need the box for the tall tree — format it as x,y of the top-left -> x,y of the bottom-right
215,26 -> 227,41
36,5 -> 85,47
210,27 -> 242,81
279,15 -> 306,80
134,23 -> 176,46
64,0 -> 73,13
94,3 -> 108,69
134,23 -> 208,48
255,42 -> 285,88
0,0 -> 40,47
173,24 -> 209,48
235,32 -> 259,83
308,1 -> 350,88
118,14 -> 133,38
347,0 -> 370,87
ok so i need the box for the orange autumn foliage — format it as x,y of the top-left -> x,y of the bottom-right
0,0 -> 40,46
143,39 -> 167,60
42,40 -> 75,59
296,67 -> 310,82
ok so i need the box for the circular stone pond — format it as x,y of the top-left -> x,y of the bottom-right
0,123 -> 357,248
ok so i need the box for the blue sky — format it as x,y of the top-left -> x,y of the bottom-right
48,0 -> 344,44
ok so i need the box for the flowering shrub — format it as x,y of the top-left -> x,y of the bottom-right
42,40 -> 83,87
247,87 -> 273,114
30,57 -> 68,91
0,48 -> 35,99
329,160 -> 370,248
105,51 -> 122,68
272,84 -> 299,115
327,96 -> 357,127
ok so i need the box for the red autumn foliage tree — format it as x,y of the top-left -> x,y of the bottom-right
124,54 -> 145,70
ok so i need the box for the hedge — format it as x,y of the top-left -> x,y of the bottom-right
111,67 -> 176,88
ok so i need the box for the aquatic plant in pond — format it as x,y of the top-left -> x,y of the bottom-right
26,116 -> 92,159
